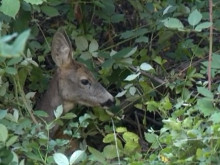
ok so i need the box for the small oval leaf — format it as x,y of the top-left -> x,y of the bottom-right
53,153 -> 69,165
70,150 -> 86,165
140,63 -> 153,71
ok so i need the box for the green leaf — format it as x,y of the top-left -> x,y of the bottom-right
61,113 -> 77,119
103,145 -> 118,159
75,36 -> 88,51
33,110 -> 48,117
144,133 -> 158,143
6,136 -> 18,147
12,29 -> 30,57
0,0 -> 20,18
129,86 -> 136,95
209,112 -> 220,124
135,36 -> 149,43
53,153 -> 69,165
188,9 -> 202,26
112,47 -> 136,59
111,14 -> 124,23
7,57 -> 23,66
124,141 -> 139,153
0,124 -> 8,143
160,96 -> 172,111
89,39 -> 99,52
123,132 -> 139,143
197,98 -> 215,117
124,73 -> 140,81
218,84 -> 220,93
197,87 -> 213,99
70,150 -> 86,165
115,90 -> 127,98
88,147 -> 106,164
116,127 -> 127,133
162,17 -> 184,30
103,133 -> 115,143
41,5 -> 60,17
5,67 -> 17,75
23,0 -> 44,5
54,105 -> 63,119
195,22 -> 212,32
140,63 -> 153,71
0,110 -> 7,119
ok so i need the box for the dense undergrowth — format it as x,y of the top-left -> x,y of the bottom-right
1,0 -> 220,164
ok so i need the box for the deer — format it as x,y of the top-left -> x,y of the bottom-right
37,30 -> 115,137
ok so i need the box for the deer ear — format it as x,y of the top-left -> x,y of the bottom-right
51,31 -> 73,67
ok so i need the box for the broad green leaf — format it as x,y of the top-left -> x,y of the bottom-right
197,98 -> 215,117
124,141 -> 139,153
123,132 -> 139,143
116,127 -> 127,133
88,147 -> 106,164
54,105 -> 63,119
140,63 -> 153,71
103,145 -> 118,159
53,153 -> 69,165
41,5 -> 60,17
24,0 -> 44,5
80,52 -> 92,60
162,18 -> 184,30
0,124 -> 8,143
0,110 -> 7,119
195,22 -> 212,32
5,67 -> 17,75
209,112 -> 220,124
163,118 -> 181,131
111,14 -> 124,23
0,0 -> 20,18
160,96 -> 172,111
103,133 -> 115,143
188,9 -> 202,26
197,87 -> 213,99
7,57 -> 23,66
75,36 -> 88,51
145,133 -> 157,143
124,73 -> 140,81
89,39 -> 99,52
70,150 -> 86,165
79,113 -> 92,124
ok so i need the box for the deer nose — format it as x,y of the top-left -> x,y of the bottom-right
101,98 -> 115,108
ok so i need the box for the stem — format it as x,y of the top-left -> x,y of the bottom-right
15,74 -> 39,126
208,0 -> 213,90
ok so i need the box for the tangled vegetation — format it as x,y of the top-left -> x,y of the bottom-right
1,0 -> 220,164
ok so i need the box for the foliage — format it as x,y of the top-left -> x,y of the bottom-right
1,0 -> 220,164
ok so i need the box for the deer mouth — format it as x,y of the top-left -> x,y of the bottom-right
101,98 -> 115,108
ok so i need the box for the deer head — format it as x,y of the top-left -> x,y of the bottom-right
37,30 -> 115,124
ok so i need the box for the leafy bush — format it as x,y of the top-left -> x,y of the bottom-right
1,0 -> 220,164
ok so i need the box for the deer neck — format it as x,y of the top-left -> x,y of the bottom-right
37,70 -> 75,122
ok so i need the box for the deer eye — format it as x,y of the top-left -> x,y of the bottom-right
80,79 -> 90,85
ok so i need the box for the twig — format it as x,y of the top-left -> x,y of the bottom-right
208,0 -> 213,90
111,118 -> 121,165
129,66 -> 167,85
15,75 -> 39,127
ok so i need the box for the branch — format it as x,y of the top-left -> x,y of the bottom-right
208,0 -> 213,90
